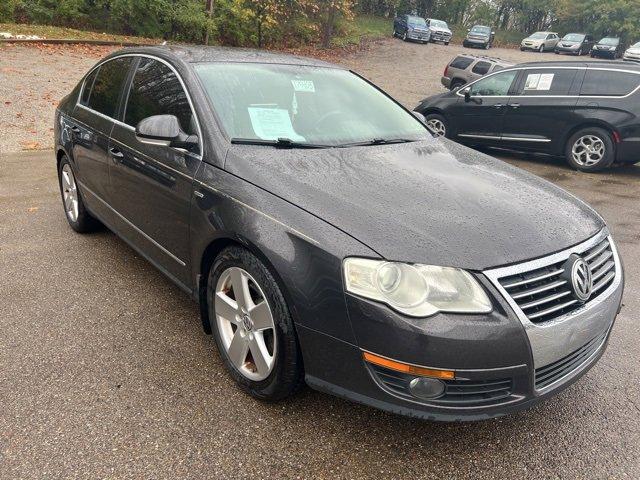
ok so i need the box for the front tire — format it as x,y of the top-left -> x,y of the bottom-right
539,44 -> 544,52
424,113 -> 449,138
565,127 -> 615,172
57,155 -> 100,233
402,32 -> 408,42
208,246 -> 304,401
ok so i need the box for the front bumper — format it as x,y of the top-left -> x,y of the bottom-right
623,52 -> 640,62
465,37 -> 488,45
592,48 -> 616,57
431,32 -> 452,43
301,231 -> 623,421
407,31 -> 431,42
556,45 -> 581,54
521,42 -> 542,50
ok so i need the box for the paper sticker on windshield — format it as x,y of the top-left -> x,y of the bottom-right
248,107 -> 305,142
524,73 -> 554,90
291,80 -> 315,93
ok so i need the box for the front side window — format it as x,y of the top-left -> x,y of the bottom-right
469,70 -> 518,96
581,70 -> 639,96
125,58 -> 197,136
472,61 -> 491,75
86,57 -> 133,117
194,63 -> 428,146
519,69 -> 578,96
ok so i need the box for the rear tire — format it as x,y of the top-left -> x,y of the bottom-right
208,246 -> 304,401
450,79 -> 465,91
565,127 -> 615,172
57,155 -> 101,233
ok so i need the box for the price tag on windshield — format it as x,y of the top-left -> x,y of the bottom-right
291,80 -> 315,93
247,107 -> 306,141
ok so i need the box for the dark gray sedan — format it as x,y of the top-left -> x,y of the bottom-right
54,46 -> 624,421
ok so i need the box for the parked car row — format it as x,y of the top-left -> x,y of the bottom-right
417,60 -> 640,171
55,46 -> 624,423
392,14 -> 452,44
520,32 -> 639,59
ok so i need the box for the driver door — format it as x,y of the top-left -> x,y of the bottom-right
450,69 -> 520,143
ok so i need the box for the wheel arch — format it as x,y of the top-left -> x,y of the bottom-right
562,121 -> 618,154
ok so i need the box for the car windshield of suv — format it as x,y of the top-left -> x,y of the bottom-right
471,26 -> 490,34
195,63 -> 429,147
431,20 -> 448,28
563,34 -> 585,42
408,17 -> 427,28
599,37 -> 619,45
529,32 -> 547,40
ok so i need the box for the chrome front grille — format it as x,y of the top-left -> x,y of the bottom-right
497,237 -> 616,323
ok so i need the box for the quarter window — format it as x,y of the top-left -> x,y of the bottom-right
80,68 -> 99,106
581,70 -> 639,96
519,69 -> 578,96
470,70 -> 518,96
450,56 -> 474,70
86,57 -> 133,117
471,61 -> 491,75
125,58 -> 197,136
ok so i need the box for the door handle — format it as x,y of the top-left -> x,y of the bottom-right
70,126 -> 81,134
109,147 -> 124,161
510,103 -> 520,109
493,104 -> 505,108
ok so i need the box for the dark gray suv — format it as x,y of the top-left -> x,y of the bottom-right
54,46 -> 624,422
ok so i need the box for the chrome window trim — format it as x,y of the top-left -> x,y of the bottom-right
456,65 -> 640,99
75,53 -> 204,159
77,180 -> 186,266
458,133 -> 551,143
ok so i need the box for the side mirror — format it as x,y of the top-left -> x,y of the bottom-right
136,114 -> 198,151
467,28 -> 471,32
412,111 -> 426,123
462,86 -> 472,102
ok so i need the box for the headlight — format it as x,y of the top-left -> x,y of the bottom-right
343,258 -> 492,317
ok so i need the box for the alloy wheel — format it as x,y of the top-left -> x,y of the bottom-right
426,118 -> 446,137
571,135 -> 606,167
61,163 -> 79,222
215,266 -> 277,381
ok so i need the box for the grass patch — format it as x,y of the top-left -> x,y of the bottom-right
0,22 -> 158,43
332,15 -> 390,48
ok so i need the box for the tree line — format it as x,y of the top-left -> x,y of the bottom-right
2,0 -> 640,47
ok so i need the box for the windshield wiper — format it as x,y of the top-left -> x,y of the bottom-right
231,137 -> 331,149
337,138 -> 417,148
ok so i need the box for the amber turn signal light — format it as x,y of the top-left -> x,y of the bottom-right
363,351 -> 455,380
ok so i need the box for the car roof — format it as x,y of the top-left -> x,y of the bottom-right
515,61 -> 640,70
107,45 -> 341,69
454,54 -> 512,65
531,31 -> 557,34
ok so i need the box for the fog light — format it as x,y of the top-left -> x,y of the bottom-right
409,377 -> 445,399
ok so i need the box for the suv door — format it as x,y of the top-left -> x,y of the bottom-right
108,56 -> 202,285
71,57 -> 133,203
501,68 -> 581,153
448,69 -> 519,142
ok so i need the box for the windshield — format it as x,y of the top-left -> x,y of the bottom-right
599,37 -> 619,45
471,26 -> 490,34
408,17 -> 427,28
632,42 -> 640,49
430,20 -> 448,28
563,34 -> 585,42
529,32 -> 547,39
194,63 -> 428,147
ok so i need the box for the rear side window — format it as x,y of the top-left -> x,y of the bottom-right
472,61 -> 491,75
450,56 -> 474,70
80,69 -> 99,106
519,69 -> 578,96
581,70 -> 639,96
125,58 -> 197,135
86,57 -> 133,117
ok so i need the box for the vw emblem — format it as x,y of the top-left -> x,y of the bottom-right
570,257 -> 593,302
241,314 -> 253,331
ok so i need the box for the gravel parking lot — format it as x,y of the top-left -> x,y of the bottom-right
1,39 -> 639,478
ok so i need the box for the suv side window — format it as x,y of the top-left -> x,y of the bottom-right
470,70 -> 518,96
472,61 -> 491,75
86,57 -> 133,118
450,56 -> 474,70
125,58 -> 198,137
518,69 -> 578,96
581,70 -> 639,96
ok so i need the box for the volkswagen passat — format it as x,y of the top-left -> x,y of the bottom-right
54,47 -> 624,421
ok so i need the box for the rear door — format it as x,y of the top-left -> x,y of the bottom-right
71,57 -> 133,203
108,56 -> 202,285
501,68 -> 581,152
449,69 -> 519,142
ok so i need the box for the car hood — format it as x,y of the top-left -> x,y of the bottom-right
560,40 -> 580,46
224,139 -> 604,270
430,26 -> 452,34
626,48 -> 640,54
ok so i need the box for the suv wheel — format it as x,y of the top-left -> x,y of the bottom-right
449,79 -> 465,91
208,246 -> 304,400
58,156 -> 100,233
577,47 -> 584,55
402,32 -> 408,42
485,42 -> 490,49
565,128 -> 615,172
425,113 -> 448,138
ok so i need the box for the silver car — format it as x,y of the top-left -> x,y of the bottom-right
623,41 -> 640,62
521,31 -> 560,52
